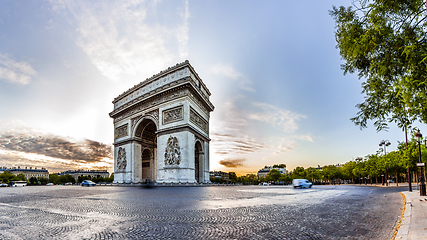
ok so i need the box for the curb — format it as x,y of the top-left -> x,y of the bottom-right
395,192 -> 412,239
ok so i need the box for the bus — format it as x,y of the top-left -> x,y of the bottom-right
11,181 -> 27,187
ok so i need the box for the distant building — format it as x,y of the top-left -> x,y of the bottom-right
315,165 -> 322,171
209,171 -> 229,181
58,169 -> 109,181
257,166 -> 287,178
0,166 -> 49,179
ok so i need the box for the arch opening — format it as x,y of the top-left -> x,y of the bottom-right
135,119 -> 157,181
195,141 -> 203,183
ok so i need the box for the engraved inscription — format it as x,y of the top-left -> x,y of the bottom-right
162,106 -> 183,125
115,124 -> 128,139
164,136 -> 181,165
190,107 -> 208,133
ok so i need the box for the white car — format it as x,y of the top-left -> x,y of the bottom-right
292,179 -> 312,188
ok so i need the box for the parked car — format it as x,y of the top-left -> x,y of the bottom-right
65,182 -> 73,185
81,180 -> 96,186
292,179 -> 312,188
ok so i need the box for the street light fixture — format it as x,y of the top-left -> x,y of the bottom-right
415,129 -> 426,196
379,140 -> 391,186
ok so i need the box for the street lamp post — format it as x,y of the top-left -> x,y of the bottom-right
415,130 -> 426,196
404,107 -> 412,192
379,140 -> 391,186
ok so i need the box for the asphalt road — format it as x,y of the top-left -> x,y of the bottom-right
0,184 -> 405,239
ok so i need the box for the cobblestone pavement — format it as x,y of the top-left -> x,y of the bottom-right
0,185 -> 405,240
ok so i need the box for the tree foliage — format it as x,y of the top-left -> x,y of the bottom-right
330,0 -> 427,131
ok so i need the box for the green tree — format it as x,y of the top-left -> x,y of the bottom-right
330,1 -> 427,131
49,174 -> 60,184
292,166 -> 306,179
342,161 -> 357,182
37,177 -> 48,185
266,169 -> 282,182
77,175 -> 91,183
228,172 -> 237,183
0,171 -> 19,184
272,164 -> 286,168
16,173 -> 26,181
29,177 -> 38,185
59,174 -> 75,184
305,167 -> 321,183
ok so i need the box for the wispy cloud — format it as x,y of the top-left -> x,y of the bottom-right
219,159 -> 245,168
210,97 -> 313,170
0,54 -> 37,85
248,102 -> 306,132
177,0 -> 190,59
49,0 -> 190,82
211,64 -> 254,92
212,133 -> 264,155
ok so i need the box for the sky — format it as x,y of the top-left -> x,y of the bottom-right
0,0 -> 423,176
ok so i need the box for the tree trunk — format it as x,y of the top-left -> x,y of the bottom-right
396,170 -> 398,186
386,169 -> 388,186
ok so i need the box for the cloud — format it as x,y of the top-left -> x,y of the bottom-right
248,102 -> 306,132
177,0 -> 190,59
219,159 -> 245,168
0,131 -> 113,163
211,133 -> 264,156
211,64 -> 254,92
0,54 -> 37,85
49,0 -> 190,82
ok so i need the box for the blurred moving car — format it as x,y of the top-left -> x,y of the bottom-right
0,183 -> 8,187
81,180 -> 96,186
292,179 -> 312,188
46,183 -> 54,186
65,182 -> 73,185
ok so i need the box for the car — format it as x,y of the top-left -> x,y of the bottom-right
292,179 -> 312,188
65,182 -> 73,185
0,183 -> 8,187
81,180 -> 96,186
46,183 -> 54,186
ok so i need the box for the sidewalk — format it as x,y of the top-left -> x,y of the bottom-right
395,190 -> 427,240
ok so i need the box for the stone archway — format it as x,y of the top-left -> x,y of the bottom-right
135,119 -> 157,181
194,141 -> 203,183
110,61 -> 214,184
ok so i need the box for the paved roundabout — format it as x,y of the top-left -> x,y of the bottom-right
0,185 -> 405,239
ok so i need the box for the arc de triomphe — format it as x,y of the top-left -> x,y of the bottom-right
109,61 -> 214,183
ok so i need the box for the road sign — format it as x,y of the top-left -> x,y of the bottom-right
417,163 -> 425,167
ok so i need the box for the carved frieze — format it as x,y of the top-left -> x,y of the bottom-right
146,109 -> 159,121
117,147 -> 127,170
131,115 -> 143,131
164,136 -> 181,165
113,88 -> 189,123
130,109 -> 159,132
115,124 -> 128,139
162,106 -> 183,125
190,107 -> 208,133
